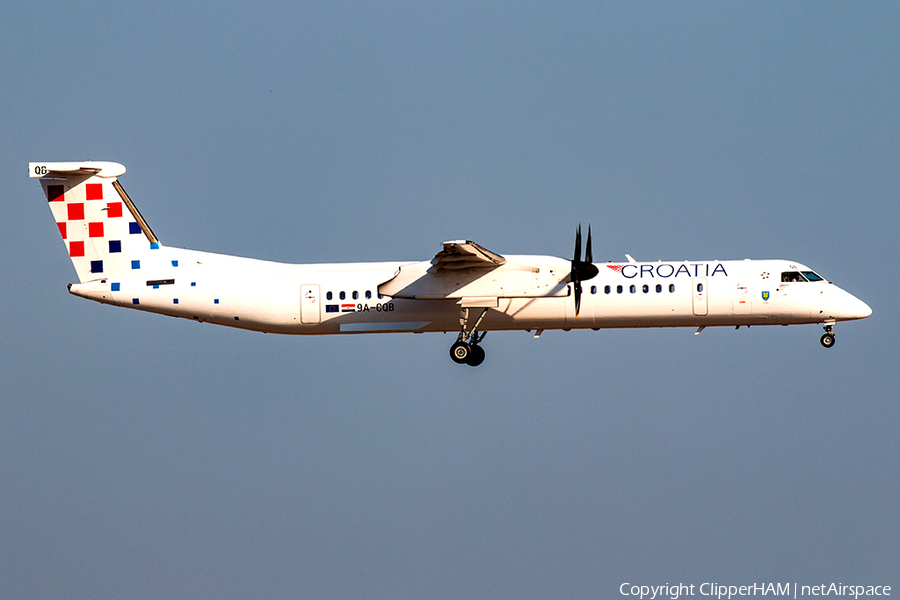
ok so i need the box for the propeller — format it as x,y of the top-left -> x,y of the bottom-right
571,224 -> 599,316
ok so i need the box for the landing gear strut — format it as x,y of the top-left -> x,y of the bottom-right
820,324 -> 836,348
450,308 -> 488,366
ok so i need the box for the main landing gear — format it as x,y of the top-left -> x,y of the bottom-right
450,307 -> 488,366
820,323 -> 836,348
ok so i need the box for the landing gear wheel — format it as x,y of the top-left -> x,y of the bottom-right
820,333 -> 835,348
450,341 -> 471,364
466,344 -> 486,367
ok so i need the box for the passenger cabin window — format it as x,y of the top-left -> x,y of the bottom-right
366,291 -> 372,299
340,291 -> 346,300
352,291 -> 359,300
326,291 -> 333,300
591,285 -> 597,294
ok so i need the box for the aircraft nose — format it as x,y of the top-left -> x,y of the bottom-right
842,295 -> 872,320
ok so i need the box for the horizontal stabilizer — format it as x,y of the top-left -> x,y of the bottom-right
30,161 -> 126,178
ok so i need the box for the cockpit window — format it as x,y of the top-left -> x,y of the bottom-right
781,271 -> 825,283
781,271 -> 806,282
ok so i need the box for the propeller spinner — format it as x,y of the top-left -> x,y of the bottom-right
571,224 -> 599,316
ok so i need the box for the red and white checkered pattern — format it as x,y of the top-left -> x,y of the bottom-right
42,174 -> 155,283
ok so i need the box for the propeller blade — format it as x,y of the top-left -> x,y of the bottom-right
574,224 -> 582,264
574,280 -> 582,316
570,224 -> 596,317
585,225 -> 593,264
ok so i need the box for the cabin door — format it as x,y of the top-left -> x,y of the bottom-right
733,284 -> 751,314
300,284 -> 321,324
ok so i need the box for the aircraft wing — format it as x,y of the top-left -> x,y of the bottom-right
379,240 -> 566,301
431,240 -> 506,271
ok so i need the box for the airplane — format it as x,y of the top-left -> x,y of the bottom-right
30,161 -> 872,366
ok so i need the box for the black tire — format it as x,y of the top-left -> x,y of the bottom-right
820,333 -> 836,348
450,341 -> 471,364
466,344 -> 486,367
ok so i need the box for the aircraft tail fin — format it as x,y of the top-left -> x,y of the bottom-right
30,161 -> 162,284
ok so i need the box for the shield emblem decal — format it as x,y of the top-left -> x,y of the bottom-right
761,291 -> 770,301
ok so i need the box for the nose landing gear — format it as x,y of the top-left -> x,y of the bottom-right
820,323 -> 836,348
450,307 -> 488,366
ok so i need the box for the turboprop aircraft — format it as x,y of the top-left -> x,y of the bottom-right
30,161 -> 871,366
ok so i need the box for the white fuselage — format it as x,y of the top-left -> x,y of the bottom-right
29,160 -> 871,358
68,248 -> 871,336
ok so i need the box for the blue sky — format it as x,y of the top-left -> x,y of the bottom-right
2,2 -> 897,598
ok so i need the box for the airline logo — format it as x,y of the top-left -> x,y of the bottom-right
605,263 -> 728,278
